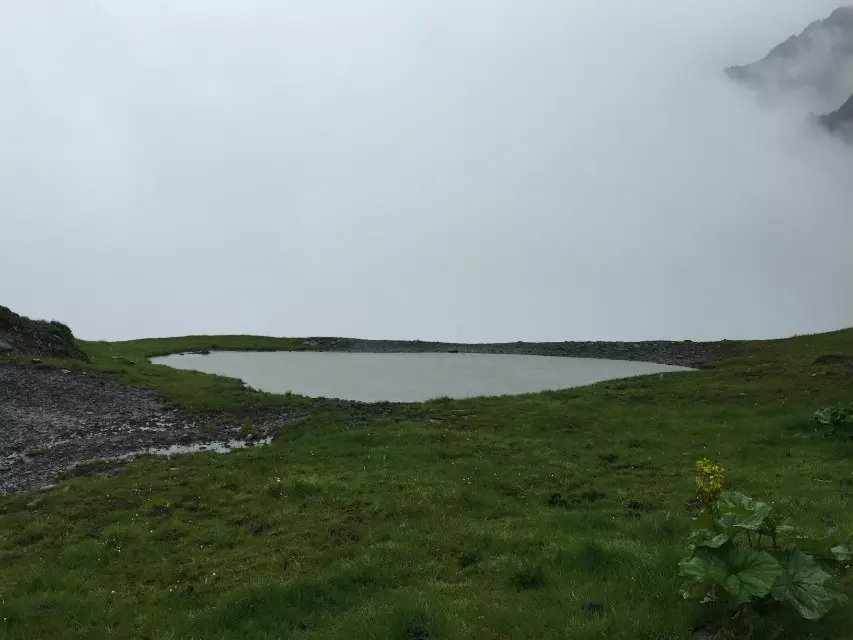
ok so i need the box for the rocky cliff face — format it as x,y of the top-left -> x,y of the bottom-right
0,306 -> 85,358
821,92 -> 853,133
727,6 -> 853,111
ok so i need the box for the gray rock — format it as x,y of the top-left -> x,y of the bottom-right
0,338 -> 12,352
820,92 -> 853,136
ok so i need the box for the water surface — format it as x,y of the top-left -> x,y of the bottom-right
152,351 -> 690,402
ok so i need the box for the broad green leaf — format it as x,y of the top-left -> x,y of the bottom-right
680,547 -> 781,604
678,550 -> 722,601
679,553 -> 715,582
710,548 -> 782,604
716,492 -> 770,532
771,550 -> 848,620
689,527 -> 729,549
679,578 -> 716,602
692,510 -> 716,530
830,545 -> 852,563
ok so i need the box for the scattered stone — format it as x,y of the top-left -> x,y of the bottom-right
0,363 -> 295,493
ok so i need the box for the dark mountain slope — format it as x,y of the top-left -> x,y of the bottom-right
727,6 -> 853,108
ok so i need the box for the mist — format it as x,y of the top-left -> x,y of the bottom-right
2,0 -> 852,342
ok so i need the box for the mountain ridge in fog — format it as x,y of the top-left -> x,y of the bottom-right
821,92 -> 853,132
726,4 -> 853,134
3,1 -> 853,342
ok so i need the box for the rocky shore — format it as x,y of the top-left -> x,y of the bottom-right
313,337 -> 739,368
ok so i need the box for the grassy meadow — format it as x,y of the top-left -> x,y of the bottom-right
0,330 -> 851,639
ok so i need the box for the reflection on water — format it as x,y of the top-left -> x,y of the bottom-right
145,437 -> 273,456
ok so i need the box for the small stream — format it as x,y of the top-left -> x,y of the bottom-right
143,436 -> 273,456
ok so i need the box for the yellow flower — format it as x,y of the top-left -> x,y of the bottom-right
695,458 -> 724,507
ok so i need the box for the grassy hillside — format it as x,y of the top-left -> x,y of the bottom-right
0,329 -> 851,639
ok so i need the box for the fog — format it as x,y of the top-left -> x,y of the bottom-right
2,0 -> 852,342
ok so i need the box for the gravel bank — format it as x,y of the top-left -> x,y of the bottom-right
0,364 -> 292,493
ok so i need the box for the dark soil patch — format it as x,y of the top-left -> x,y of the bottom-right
814,354 -> 853,365
582,602 -> 604,615
546,489 -> 606,508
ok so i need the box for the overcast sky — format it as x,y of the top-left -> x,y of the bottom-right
2,0 -> 852,342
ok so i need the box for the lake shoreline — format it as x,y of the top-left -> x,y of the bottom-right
1,335 -> 732,492
205,336 -> 742,368
153,350 -> 692,403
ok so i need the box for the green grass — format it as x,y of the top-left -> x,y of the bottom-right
5,336 -> 323,413
1,330 -> 852,638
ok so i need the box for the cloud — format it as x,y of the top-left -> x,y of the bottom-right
2,0 -> 852,341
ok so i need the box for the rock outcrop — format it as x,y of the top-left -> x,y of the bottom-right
820,92 -> 853,134
0,306 -> 85,359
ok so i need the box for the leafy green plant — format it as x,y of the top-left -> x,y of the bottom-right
813,403 -> 853,436
679,462 -> 848,624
